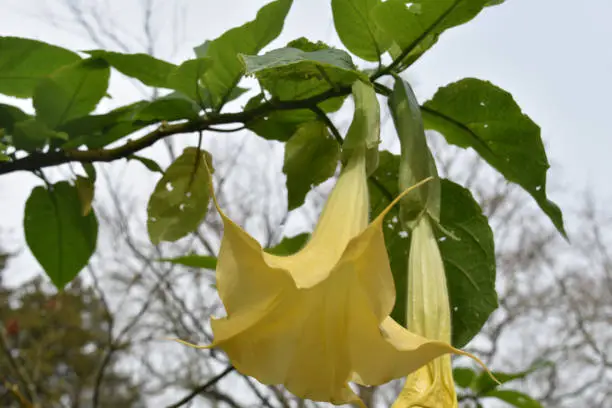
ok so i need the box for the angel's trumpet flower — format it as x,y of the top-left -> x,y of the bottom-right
392,216 -> 462,408
175,150 -> 488,406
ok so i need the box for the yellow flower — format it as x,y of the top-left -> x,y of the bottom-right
392,216 -> 462,408
175,151 -> 487,406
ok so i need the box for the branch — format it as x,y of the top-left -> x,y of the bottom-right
0,87 -> 350,176
164,366 -> 235,408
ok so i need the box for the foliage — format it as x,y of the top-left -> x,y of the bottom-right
0,1 -> 567,406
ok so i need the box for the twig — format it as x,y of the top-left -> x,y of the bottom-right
164,366 -> 235,408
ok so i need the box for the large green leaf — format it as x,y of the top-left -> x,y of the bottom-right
86,50 -> 176,88
200,0 -> 293,109
60,101 -> 148,148
0,37 -> 80,98
422,78 -> 566,237
24,181 -> 98,289
242,42 -> 365,101
369,153 -> 496,346
147,147 -> 213,244
33,58 -> 110,129
388,77 -> 439,225
436,179 -> 497,347
331,0 -> 391,62
283,121 -> 340,210
134,95 -> 200,123
372,0 -> 489,70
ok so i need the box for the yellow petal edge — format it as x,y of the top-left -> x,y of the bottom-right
172,151 -> 491,406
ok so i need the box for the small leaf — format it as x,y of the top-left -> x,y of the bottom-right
0,37 -> 80,98
159,254 -> 217,270
147,147 -> 214,244
388,77 -> 439,226
75,176 -> 95,216
86,50 -> 176,88
12,119 -> 67,151
24,182 -> 98,289
241,43 -> 365,101
33,58 -> 110,128
283,121 -> 340,210
372,0 -> 489,69
129,155 -> 164,174
200,0 -> 293,108
331,0 -> 391,62
134,96 -> 200,123
483,390 -> 543,408
422,78 -> 566,237
265,233 -> 310,256
453,367 -> 477,388
436,179 -> 497,347
60,101 -> 148,148
166,58 -> 214,106
0,103 -> 29,133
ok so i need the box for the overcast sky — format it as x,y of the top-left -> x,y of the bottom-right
1,0 -> 610,276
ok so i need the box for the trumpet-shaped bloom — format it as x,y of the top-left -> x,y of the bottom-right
176,151 -> 486,406
392,216 -> 460,408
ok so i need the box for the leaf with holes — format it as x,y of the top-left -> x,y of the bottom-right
422,78 -> 566,237
200,0 -> 293,108
33,58 -> 110,129
24,182 -> 98,289
283,121 -> 340,210
0,37 -> 80,98
86,50 -> 176,88
331,0 -> 391,62
241,41 -> 365,101
147,147 -> 214,244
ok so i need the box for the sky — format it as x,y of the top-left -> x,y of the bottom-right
0,0 -> 610,406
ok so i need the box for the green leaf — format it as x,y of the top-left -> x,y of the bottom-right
24,181 -> 98,289
12,119 -> 67,151
283,121 -> 340,210
0,103 -> 29,133
368,152 -> 409,324
86,50 -> 176,88
483,390 -> 542,408
241,44 -> 365,101
0,37 -> 80,98
265,233 -> 310,256
453,367 -> 477,388
369,154 -> 496,343
388,77 -> 439,226
343,80 -> 380,174
200,0 -> 293,109
33,58 -> 110,128
331,0 -> 391,62
372,0 -> 489,69
128,155 -> 164,174
134,96 -> 200,123
60,101 -> 148,148
166,58 -> 214,106
422,78 -> 566,237
147,147 -> 213,244
436,179 -> 497,347
159,254 -> 217,270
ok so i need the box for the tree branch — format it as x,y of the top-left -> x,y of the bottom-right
164,366 -> 235,408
